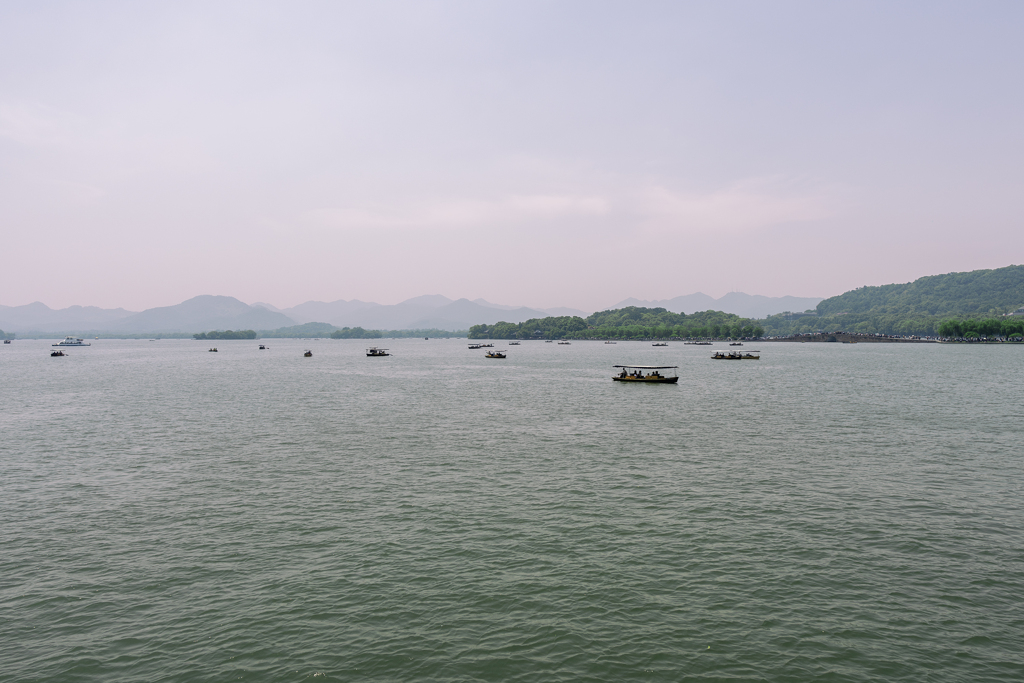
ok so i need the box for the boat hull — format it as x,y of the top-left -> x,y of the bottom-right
612,376 -> 679,383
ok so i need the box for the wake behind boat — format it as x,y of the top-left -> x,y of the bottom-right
53,336 -> 90,347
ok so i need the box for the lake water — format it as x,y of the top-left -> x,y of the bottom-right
1,338 -> 1022,682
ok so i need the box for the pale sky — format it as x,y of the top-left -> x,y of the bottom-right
2,1 -> 1022,311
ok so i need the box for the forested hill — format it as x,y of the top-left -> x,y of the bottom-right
817,265 -> 1024,317
761,264 -> 1024,336
469,307 -> 763,339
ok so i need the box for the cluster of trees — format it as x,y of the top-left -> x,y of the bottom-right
937,317 -> 1024,339
380,328 -> 467,338
472,315 -> 589,340
260,323 -> 466,339
262,322 -> 339,338
330,327 -> 383,339
193,330 -> 257,340
762,313 -> 952,337
469,307 -> 764,340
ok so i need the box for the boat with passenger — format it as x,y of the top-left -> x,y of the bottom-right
3,339 -> 10,344
304,350 -> 313,357
209,347 -> 218,352
712,351 -> 759,360
51,350 -> 66,357
557,340 -> 571,345
366,347 -> 389,357
613,365 -> 679,383
485,351 -> 506,358
53,336 -> 90,347
508,341 -> 520,345
652,342 -> 667,347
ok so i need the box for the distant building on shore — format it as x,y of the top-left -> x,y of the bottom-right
1010,306 -> 1024,317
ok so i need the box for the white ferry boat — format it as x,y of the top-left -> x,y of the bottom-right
52,336 -> 91,347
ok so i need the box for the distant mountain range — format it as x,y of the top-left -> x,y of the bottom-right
0,295 -> 587,335
0,291 -> 818,335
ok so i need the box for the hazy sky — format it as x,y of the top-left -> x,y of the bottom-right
2,1 -> 1022,311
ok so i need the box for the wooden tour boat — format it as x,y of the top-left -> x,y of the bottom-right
612,365 -> 679,383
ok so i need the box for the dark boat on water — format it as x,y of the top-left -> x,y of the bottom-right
304,350 -> 313,357
712,351 -> 759,360
209,347 -> 218,352
485,351 -> 506,358
366,347 -> 389,357
51,350 -> 65,357
612,365 -> 679,383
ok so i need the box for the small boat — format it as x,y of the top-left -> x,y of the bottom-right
730,342 -> 743,346
468,343 -> 484,349
424,337 -> 429,340
652,342 -> 667,347
612,365 -> 679,383
3,339 -> 10,344
508,341 -> 520,345
712,351 -> 760,360
366,347 -> 389,357
304,350 -> 313,357
480,343 -> 494,348
53,336 -> 90,347
209,347 -> 218,352
50,350 -> 65,357
604,341 -> 617,344
485,351 -> 506,358
558,341 -> 571,345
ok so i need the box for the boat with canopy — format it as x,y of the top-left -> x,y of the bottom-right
612,365 -> 679,383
